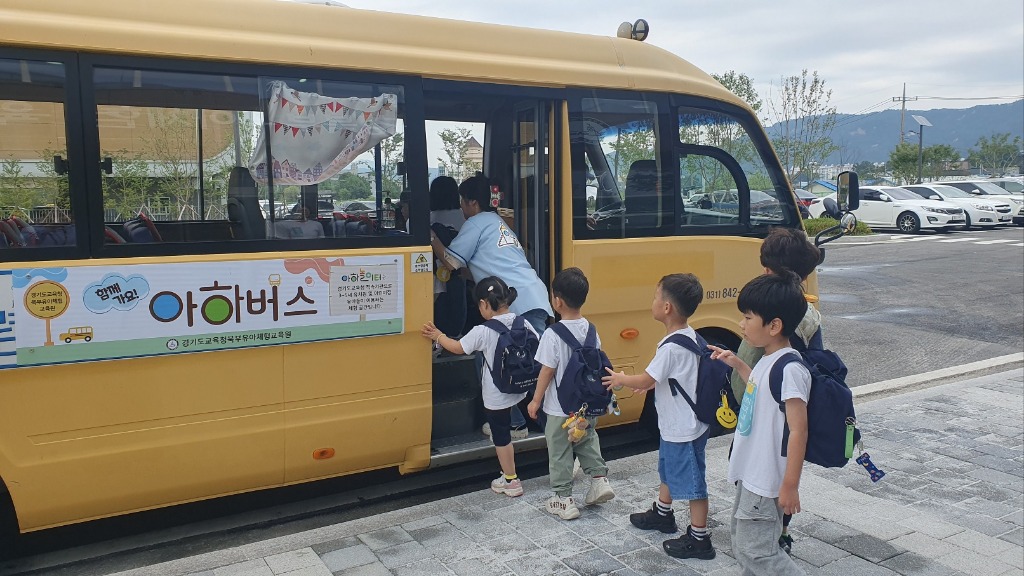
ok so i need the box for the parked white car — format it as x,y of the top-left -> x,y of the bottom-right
938,181 -> 1020,224
808,186 -> 965,233
902,184 -> 1009,230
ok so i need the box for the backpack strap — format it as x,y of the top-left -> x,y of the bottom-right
549,321 -> 585,353
483,318 -> 509,335
768,352 -> 804,413
658,333 -> 702,414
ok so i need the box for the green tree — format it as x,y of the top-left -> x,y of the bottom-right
765,70 -> 839,181
888,143 -> 960,184
608,122 -> 656,188
888,143 -> 919,185
380,132 -> 404,196
335,171 -> 372,201
712,71 -> 762,114
0,158 -> 33,214
923,144 -> 960,181
103,151 -> 151,221
438,128 -> 481,182
968,133 -> 1022,176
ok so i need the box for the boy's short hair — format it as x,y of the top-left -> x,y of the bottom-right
659,273 -> 703,318
760,227 -> 821,280
552,267 -> 589,310
736,272 -> 806,336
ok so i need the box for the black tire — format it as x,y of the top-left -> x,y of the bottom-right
0,482 -> 18,561
897,211 -> 921,234
962,213 -> 972,231
64,337 -> 72,343
84,336 -> 92,342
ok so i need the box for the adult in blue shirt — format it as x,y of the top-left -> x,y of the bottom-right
431,175 -> 553,334
430,175 -> 553,436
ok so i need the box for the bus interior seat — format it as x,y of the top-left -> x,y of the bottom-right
227,166 -> 265,240
122,213 -> 162,243
623,159 -> 661,228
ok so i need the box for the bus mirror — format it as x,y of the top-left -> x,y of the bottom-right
840,212 -> 858,233
837,171 -> 859,212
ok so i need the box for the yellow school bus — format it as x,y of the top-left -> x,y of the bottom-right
0,0 -> 813,538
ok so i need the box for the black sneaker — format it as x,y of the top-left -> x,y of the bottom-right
779,533 -> 794,554
629,503 -> 678,533
663,526 -> 716,560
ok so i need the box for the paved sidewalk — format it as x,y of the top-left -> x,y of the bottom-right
112,369 -> 1024,576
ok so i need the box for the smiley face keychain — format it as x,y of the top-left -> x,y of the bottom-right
715,390 -> 737,429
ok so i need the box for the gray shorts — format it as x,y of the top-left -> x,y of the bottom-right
730,482 -> 803,576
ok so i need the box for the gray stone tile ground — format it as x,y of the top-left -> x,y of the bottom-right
109,369 -> 1023,576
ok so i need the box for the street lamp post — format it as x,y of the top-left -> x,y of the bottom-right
911,114 -> 932,184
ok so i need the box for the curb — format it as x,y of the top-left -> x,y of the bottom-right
853,352 -> 1024,401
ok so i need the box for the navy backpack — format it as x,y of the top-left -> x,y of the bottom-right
659,333 -> 739,434
768,328 -> 860,468
483,316 -> 541,394
548,322 -> 613,418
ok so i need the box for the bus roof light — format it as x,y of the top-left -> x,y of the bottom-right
616,19 -> 650,42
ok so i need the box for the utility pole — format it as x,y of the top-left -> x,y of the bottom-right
893,84 -> 918,145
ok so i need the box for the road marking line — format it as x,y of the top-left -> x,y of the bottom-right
936,237 -> 980,242
1012,242 -> 1024,247
891,236 -> 936,242
973,239 -> 1016,245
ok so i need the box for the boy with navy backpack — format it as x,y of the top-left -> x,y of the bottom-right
527,267 -> 615,520
422,276 -> 540,498
709,273 -> 810,576
729,226 -> 823,553
603,273 -> 719,560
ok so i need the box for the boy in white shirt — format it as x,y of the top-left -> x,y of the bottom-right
709,273 -> 811,575
527,267 -> 615,520
603,273 -> 716,560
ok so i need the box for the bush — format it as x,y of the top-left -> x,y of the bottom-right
802,217 -> 873,237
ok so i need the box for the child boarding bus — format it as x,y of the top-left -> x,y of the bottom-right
0,0 -> 850,543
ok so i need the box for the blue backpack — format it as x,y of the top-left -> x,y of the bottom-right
660,333 -> 739,433
768,328 -> 860,468
484,316 -> 541,394
548,322 -> 613,418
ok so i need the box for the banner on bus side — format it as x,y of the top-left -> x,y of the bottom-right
0,255 -> 405,369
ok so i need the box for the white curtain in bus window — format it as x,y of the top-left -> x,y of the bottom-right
249,82 -> 397,185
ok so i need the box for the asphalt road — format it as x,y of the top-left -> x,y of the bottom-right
817,224 -> 1024,387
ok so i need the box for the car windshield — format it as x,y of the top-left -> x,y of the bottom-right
961,181 -> 1013,196
992,180 -> 1024,194
932,185 -> 971,198
883,188 -> 921,200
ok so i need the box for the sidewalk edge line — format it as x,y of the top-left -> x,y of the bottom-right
853,352 -> 1024,400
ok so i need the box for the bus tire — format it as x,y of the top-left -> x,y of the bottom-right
0,479 -> 18,561
697,328 -> 740,353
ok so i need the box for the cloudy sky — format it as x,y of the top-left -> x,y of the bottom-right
343,0 -> 1023,116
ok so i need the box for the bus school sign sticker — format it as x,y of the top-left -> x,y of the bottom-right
1,256 -> 404,369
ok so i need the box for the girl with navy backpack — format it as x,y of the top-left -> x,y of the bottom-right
421,277 -> 538,498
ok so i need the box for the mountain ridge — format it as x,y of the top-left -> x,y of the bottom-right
765,100 -> 1023,164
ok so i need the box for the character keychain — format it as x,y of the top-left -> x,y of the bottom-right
562,405 -> 590,443
855,440 -> 886,483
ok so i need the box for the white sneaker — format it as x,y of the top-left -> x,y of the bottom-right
482,422 -> 529,439
584,476 -> 615,505
490,475 -> 524,497
546,495 -> 581,520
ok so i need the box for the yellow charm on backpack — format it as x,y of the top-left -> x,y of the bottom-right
716,391 -> 738,429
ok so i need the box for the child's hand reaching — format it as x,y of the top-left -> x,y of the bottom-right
421,321 -> 441,342
708,345 -> 751,382
602,367 -> 625,390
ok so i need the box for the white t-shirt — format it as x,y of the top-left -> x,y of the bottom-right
458,312 -> 534,410
646,327 -> 709,443
535,317 -> 601,418
727,348 -> 811,498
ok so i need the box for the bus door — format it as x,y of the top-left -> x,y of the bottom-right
510,102 -> 552,285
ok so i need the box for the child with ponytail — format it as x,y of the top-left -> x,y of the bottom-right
422,276 -> 537,497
